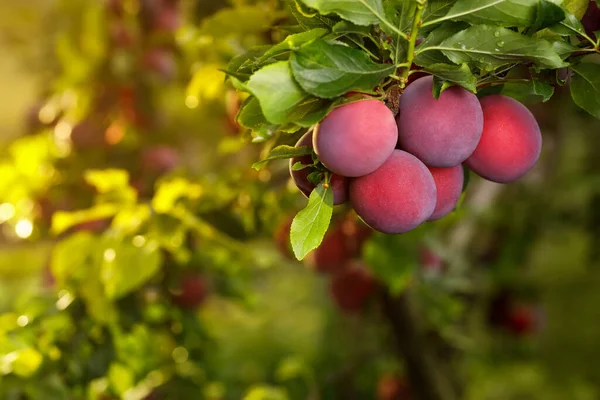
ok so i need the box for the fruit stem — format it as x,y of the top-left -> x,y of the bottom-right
399,0 -> 426,89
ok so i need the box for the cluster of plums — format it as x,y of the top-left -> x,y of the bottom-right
276,215 -> 377,312
290,75 -> 543,234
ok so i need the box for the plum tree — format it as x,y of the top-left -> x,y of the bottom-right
427,165 -> 464,221
313,100 -> 398,177
396,76 -> 484,167
349,150 -> 437,234
328,261 -> 376,312
583,0 -> 600,38
466,95 -> 542,183
305,226 -> 352,273
290,131 -> 349,205
171,274 -> 208,309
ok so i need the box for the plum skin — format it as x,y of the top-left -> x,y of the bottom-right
396,75 -> 484,168
289,131 -> 349,205
313,100 -> 398,177
427,165 -> 464,221
466,95 -> 542,183
349,150 -> 437,234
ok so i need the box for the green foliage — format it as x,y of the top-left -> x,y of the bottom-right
570,62 -> 600,119
290,183 -> 333,260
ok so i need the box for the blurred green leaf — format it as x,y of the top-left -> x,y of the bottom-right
364,233 -> 421,294
108,363 -> 135,396
51,232 -> 96,284
1,347 -> 43,377
243,385 -> 289,400
275,356 -> 306,381
101,240 -> 162,300
51,204 -> 119,236
199,5 -> 283,37
152,178 -> 203,214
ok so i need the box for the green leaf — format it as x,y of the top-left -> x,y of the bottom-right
247,61 -> 312,124
51,232 -> 96,284
528,0 -> 566,33
570,63 -> 600,119
425,25 -> 567,70
414,22 -> 469,66
237,97 -> 285,142
243,385 -> 289,400
152,178 -> 203,214
276,357 -> 307,381
260,28 -> 329,63
199,5 -> 282,37
6,348 -> 43,377
563,0 -> 590,19
290,39 -> 395,98
422,0 -> 539,28
424,63 -> 477,93
382,0 -> 416,63
108,364 -> 135,396
363,233 -> 421,295
549,12 -> 587,36
290,183 -> 334,260
101,239 -> 162,299
252,145 -> 313,170
51,204 -> 119,236
423,0 -> 457,25
298,0 -> 387,26
225,45 -> 272,81
288,0 -> 339,31
331,20 -> 374,36
501,79 -> 555,102
84,169 -> 130,193
84,169 -> 137,204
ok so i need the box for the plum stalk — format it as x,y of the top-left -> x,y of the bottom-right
399,0 -> 425,88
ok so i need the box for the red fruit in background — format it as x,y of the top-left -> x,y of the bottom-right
314,100 -> 398,177
305,227 -> 351,274
507,304 -> 537,336
152,5 -> 181,32
289,131 -> 349,205
172,274 -> 208,309
329,261 -> 376,312
274,216 -> 293,257
466,95 -> 542,183
70,118 -> 107,150
396,75 -> 484,168
419,247 -> 443,273
109,22 -> 134,47
582,1 -> 600,38
224,90 -> 241,135
377,374 -> 412,400
141,146 -> 180,175
340,216 -> 373,258
142,48 -> 177,82
349,150 -> 437,234
427,165 -> 464,221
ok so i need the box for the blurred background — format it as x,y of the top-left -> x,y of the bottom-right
0,0 -> 600,399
